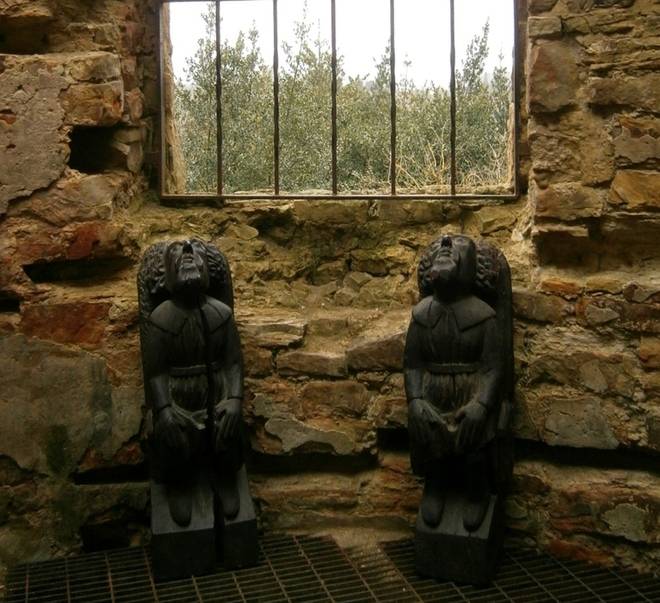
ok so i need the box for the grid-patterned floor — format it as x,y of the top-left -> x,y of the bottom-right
4,534 -> 659,602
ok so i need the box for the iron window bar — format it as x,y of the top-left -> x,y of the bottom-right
157,0 -> 521,203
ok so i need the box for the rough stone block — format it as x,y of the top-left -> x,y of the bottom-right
239,318 -> 306,348
528,42 -> 579,114
65,52 -> 122,82
0,56 -> 68,212
369,394 -> 408,430
587,74 -> 660,113
277,350 -> 347,378
529,0 -> 559,13
257,415 -> 373,456
623,281 -> 660,304
7,172 -> 129,227
538,275 -> 584,299
347,329 -> 406,371
610,170 -> 660,211
21,302 -> 110,345
639,337 -> 660,369
565,0 -> 634,12
0,0 -> 53,25
613,116 -> 660,167
528,16 -> 562,38
0,335 -> 141,476
513,288 -> 573,323
350,246 -> 412,277
533,182 -> 604,220
300,380 -> 369,418
543,397 -> 618,449
61,81 -> 124,126
525,330 -> 640,399
243,342 -> 272,377
511,461 -> 660,574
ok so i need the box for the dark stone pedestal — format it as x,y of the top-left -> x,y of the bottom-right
414,493 -> 503,586
151,465 -> 258,581
216,465 -> 258,569
151,472 -> 216,582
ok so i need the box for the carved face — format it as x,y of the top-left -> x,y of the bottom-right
428,234 -> 476,294
164,239 -> 210,295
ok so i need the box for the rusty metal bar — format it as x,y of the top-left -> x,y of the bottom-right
143,548 -> 159,602
157,3 -> 165,197
64,559 -> 71,603
389,0 -> 396,196
449,0 -> 457,196
513,0 -> 521,198
104,554 -> 116,603
272,0 -> 280,194
161,192 -> 518,203
330,0 -> 338,195
216,0 -> 223,195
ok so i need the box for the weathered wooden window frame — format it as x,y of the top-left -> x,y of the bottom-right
157,0 -> 521,202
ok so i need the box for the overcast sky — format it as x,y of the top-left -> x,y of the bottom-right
167,0 -> 515,87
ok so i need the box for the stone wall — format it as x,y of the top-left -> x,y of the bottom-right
0,0 -> 658,581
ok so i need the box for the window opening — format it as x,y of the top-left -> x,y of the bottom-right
159,0 -> 519,201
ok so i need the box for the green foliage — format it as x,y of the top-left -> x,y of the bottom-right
172,8 -> 512,194
279,12 -> 332,190
173,9 -> 218,192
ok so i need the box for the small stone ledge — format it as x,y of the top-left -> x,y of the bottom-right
509,459 -> 660,572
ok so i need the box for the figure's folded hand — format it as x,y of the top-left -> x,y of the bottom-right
215,397 -> 242,443
156,406 -> 188,453
455,400 -> 487,449
409,398 -> 439,423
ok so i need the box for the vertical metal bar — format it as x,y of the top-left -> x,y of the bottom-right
191,575 -> 203,602
216,0 -> 223,195
331,0 -> 338,195
157,2 -> 165,196
512,0 -> 521,197
449,0 -> 457,196
273,0 -> 280,194
389,0 -> 397,195
231,573 -> 248,603
24,563 -> 30,603
104,554 -> 116,603
64,558 -> 71,603
143,548 -> 160,603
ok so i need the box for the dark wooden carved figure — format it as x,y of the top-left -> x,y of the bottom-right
404,234 -> 513,585
138,240 -> 257,580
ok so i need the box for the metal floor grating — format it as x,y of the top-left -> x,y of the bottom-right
3,534 -> 659,602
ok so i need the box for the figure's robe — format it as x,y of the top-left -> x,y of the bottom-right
142,295 -> 244,476
404,294 -> 502,475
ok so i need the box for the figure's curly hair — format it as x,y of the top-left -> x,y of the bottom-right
204,242 -> 234,308
474,240 -> 501,299
417,235 -> 502,300
137,239 -> 234,323
417,238 -> 444,298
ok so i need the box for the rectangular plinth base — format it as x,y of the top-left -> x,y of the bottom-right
414,493 -> 503,586
217,465 -> 258,569
151,474 -> 216,582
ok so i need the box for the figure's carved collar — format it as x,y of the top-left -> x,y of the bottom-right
149,295 -> 232,335
412,294 -> 495,330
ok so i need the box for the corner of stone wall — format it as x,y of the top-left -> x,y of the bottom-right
514,0 -> 660,572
